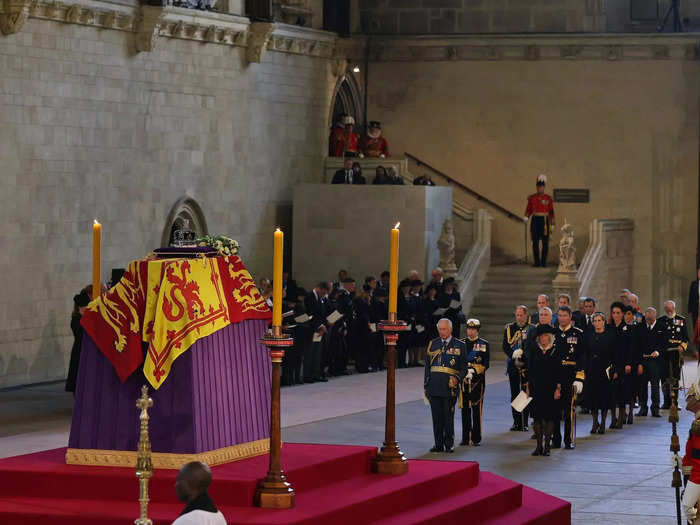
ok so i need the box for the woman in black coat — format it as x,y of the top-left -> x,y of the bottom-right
65,289 -> 91,394
525,324 -> 562,457
585,312 -> 613,434
607,302 -> 632,429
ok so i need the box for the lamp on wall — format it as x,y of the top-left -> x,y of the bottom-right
352,65 -> 360,73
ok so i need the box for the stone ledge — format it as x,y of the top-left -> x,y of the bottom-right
0,0 -> 368,60
361,33 -> 700,61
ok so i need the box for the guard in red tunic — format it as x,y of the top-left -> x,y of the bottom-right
681,379 -> 700,523
360,121 -> 389,158
524,174 -> 555,267
330,115 -> 360,158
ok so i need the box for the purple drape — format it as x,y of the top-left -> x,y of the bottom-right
68,319 -> 271,454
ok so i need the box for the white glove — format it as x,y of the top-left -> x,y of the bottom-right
682,480 -> 700,523
466,369 -> 474,381
651,350 -> 659,358
671,454 -> 684,470
512,349 -> 524,360
358,153 -> 365,158
523,216 -> 529,223
573,381 -> 583,395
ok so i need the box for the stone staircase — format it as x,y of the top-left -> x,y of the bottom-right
468,264 -> 557,359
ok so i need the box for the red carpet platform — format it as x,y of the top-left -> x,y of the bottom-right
0,444 -> 569,524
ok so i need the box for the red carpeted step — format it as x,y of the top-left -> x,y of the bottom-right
0,444 -> 377,507
479,486 -> 571,525
367,472 -> 523,525
219,459 -> 480,524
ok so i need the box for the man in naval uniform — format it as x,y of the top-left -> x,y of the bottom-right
659,300 -> 689,409
553,306 -> 585,449
503,305 -> 532,432
461,318 -> 490,446
425,318 -> 467,453
524,174 -> 555,267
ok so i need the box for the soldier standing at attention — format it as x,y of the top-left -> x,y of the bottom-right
524,174 -> 555,268
503,305 -> 532,432
425,318 -> 468,453
461,319 -> 490,446
659,300 -> 689,409
553,306 -> 585,449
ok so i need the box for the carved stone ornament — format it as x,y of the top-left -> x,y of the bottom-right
1,0 -> 33,35
246,21 -> 274,64
557,219 -> 577,272
135,5 -> 164,53
438,219 -> 458,278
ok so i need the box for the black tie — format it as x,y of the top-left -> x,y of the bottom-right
346,170 -> 351,184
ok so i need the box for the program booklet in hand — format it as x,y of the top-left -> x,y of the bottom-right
326,310 -> 343,324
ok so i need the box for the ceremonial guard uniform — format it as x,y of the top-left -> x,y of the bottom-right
524,175 -> 555,267
359,121 -> 389,158
330,115 -> 360,157
503,319 -> 532,431
553,324 -> 585,449
425,334 -> 468,452
660,312 -> 689,409
461,319 -> 489,446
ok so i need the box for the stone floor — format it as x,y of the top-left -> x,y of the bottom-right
0,361 -> 696,524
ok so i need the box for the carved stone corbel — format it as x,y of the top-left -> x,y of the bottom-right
135,5 -> 163,53
331,57 -> 347,77
246,21 -> 274,64
1,0 -> 33,35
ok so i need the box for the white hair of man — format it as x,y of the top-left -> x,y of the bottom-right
515,304 -> 528,313
629,293 -> 639,302
437,317 -> 453,329
665,300 -> 677,309
646,306 -> 657,314
538,294 -> 549,302
433,267 -> 444,276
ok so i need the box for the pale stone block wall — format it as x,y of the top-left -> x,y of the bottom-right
366,38 -> 699,310
292,184 -> 452,288
0,19 -> 338,387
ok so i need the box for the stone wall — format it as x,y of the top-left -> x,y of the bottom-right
292,184 -> 452,289
0,11 -> 351,387
364,34 -> 699,311
353,0 -> 605,34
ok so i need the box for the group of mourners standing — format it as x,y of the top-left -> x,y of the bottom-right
505,296 -> 689,457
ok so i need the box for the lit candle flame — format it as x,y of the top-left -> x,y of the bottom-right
94,219 -> 99,225
275,227 -> 281,232
394,222 -> 400,229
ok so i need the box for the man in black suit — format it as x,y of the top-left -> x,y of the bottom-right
303,281 -> 331,383
637,307 -> 665,417
424,318 -> 468,453
688,267 -> 700,342
331,158 -> 364,184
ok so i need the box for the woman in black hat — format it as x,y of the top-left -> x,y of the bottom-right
66,288 -> 91,394
525,324 -> 562,456
585,312 -> 613,434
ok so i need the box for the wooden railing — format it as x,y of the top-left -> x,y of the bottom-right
404,152 -> 523,224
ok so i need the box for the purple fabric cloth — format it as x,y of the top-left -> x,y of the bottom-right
68,319 -> 271,454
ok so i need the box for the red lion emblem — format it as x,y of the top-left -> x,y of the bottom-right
162,261 -> 205,322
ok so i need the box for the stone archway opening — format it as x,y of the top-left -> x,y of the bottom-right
161,197 -> 208,247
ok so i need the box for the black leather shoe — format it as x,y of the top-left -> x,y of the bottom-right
564,443 -> 575,450
472,442 -> 481,447
314,377 -> 328,382
597,426 -> 605,435
530,433 -> 536,439
551,441 -> 561,449
446,446 -> 455,453
510,425 -> 520,431
430,446 -> 444,453
542,449 -> 550,456
522,426 -> 529,432
531,448 -> 543,456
